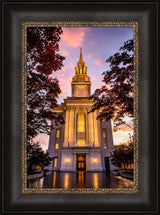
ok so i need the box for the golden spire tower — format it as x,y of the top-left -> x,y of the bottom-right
79,47 -> 83,61
71,47 -> 91,97
75,47 -> 87,74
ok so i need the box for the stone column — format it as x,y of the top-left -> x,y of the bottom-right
73,107 -> 76,146
87,154 -> 90,171
106,120 -> 114,150
94,110 -> 100,147
97,110 -> 102,147
93,112 -> 95,146
88,111 -> 94,145
63,108 -> 69,147
69,107 -> 74,146
85,108 -> 89,146
73,153 -> 76,171
48,121 -> 56,153
68,107 -> 70,147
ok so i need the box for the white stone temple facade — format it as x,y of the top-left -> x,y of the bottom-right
46,48 -> 115,172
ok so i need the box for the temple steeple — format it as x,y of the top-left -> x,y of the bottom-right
71,48 -> 91,97
79,47 -> 83,61
75,47 -> 88,75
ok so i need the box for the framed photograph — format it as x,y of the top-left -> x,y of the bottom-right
25,23 -> 137,193
2,1 -> 158,213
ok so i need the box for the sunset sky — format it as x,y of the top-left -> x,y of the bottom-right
34,27 -> 134,152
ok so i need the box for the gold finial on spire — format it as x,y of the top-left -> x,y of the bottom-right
79,47 -> 83,61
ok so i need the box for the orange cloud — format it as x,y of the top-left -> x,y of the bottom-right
113,130 -> 133,145
61,49 -> 69,56
113,124 -> 133,133
62,28 -> 85,47
86,54 -> 92,59
94,59 -> 104,68
112,119 -> 133,145
50,62 -> 74,102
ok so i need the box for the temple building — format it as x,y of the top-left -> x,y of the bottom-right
46,48 -> 115,172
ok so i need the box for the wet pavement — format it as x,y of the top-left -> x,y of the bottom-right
27,171 -> 134,189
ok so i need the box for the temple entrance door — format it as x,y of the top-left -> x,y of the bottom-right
76,154 -> 86,171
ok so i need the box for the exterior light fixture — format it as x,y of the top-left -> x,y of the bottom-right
93,158 -> 97,163
65,158 -> 70,163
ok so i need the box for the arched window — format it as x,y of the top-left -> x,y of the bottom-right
77,112 -> 86,146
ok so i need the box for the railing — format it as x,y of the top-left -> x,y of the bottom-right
73,143 -> 95,148
62,142 -> 101,148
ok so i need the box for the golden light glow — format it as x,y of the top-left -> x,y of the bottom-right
77,139 -> 85,146
77,112 -> 85,132
55,143 -> 59,149
76,172 -> 85,188
93,158 -> 98,163
65,158 -> 70,163
36,165 -> 42,172
56,129 -> 60,138
52,171 -> 57,188
64,173 -> 69,189
93,173 -> 99,189
77,156 -> 85,161
77,112 -> 86,146
54,158 -> 57,167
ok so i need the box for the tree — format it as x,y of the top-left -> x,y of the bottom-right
110,134 -> 134,170
27,140 -> 52,171
89,39 -> 134,129
110,144 -> 128,169
127,134 -> 134,165
27,27 -> 65,141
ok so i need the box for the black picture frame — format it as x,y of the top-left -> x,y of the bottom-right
1,1 -> 158,213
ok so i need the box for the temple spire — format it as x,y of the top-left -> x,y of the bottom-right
79,47 -> 83,61
75,47 -> 87,74
72,47 -> 91,97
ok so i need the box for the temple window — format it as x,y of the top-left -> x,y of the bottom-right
102,129 -> 106,138
55,143 -> 59,149
104,144 -> 107,149
56,129 -> 60,138
53,157 -> 58,167
77,112 -> 86,146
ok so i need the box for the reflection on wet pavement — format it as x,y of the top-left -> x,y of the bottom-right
27,171 -> 134,189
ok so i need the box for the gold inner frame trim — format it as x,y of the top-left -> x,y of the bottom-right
21,21 -> 139,194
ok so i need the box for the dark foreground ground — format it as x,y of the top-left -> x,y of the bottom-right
27,171 -> 134,189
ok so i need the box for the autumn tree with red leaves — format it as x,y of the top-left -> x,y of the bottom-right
89,39 -> 134,129
27,27 -> 65,141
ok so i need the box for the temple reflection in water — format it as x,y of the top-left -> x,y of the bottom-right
27,171 -> 134,189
